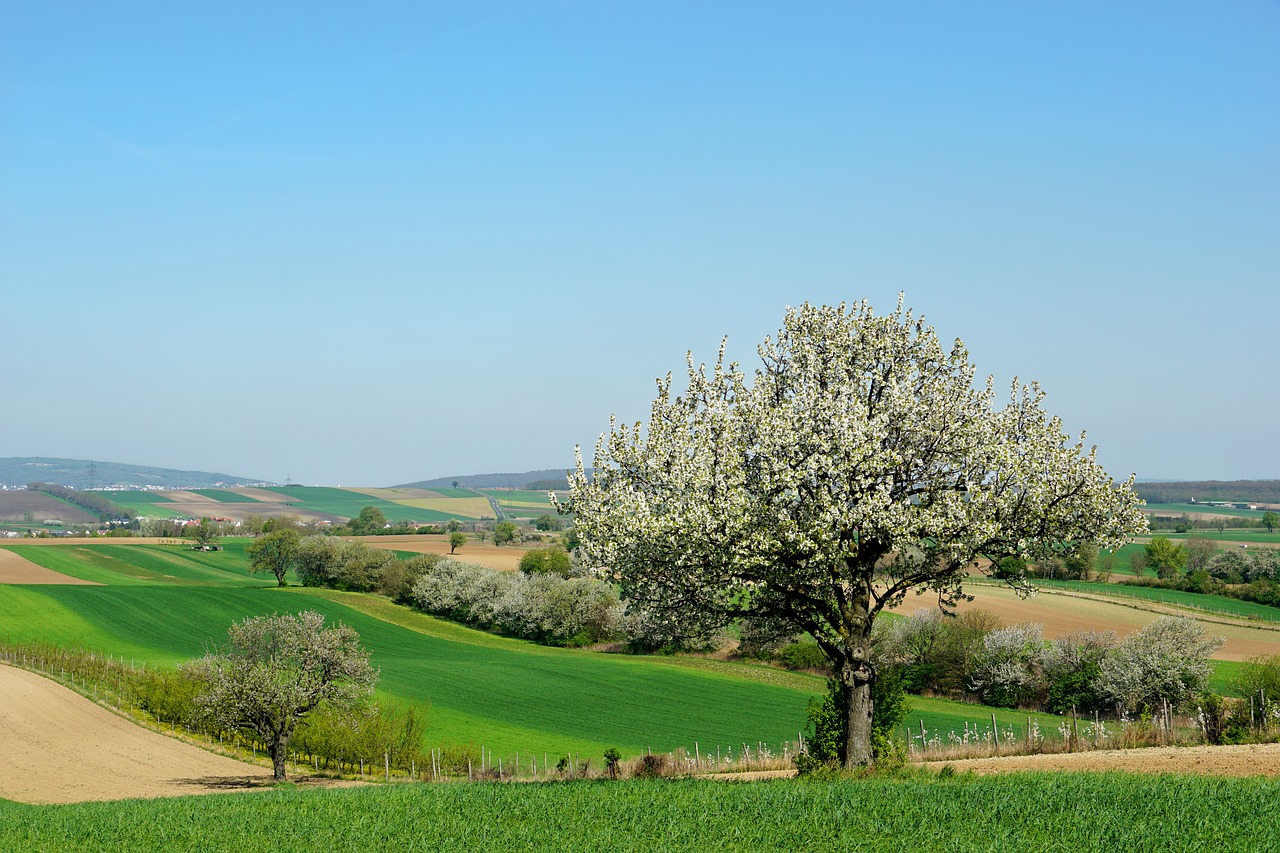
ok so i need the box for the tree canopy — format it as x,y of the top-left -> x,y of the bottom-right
247,528 -> 301,587
562,298 -> 1146,768
185,611 -> 377,780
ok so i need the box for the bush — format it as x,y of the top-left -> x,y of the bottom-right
967,623 -> 1046,709
1042,630 -> 1115,714
1095,616 -> 1224,714
518,546 -> 572,577
777,642 -> 829,672
798,671 -> 910,773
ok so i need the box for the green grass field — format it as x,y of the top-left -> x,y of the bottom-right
186,488 -> 263,503
90,490 -> 186,519
3,775 -> 1277,852
1146,502 -> 1269,520
0,579 -> 815,757
0,541 -> 269,587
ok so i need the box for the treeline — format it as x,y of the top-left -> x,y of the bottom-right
291,535 -> 695,651
0,640 -> 428,776
26,482 -> 130,521
1136,480 -> 1280,504
745,609 -> 1279,740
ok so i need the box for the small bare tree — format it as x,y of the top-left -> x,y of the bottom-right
185,611 -> 377,780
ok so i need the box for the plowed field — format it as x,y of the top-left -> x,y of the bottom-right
0,665 -> 271,803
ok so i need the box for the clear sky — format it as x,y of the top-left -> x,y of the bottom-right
2,2 -> 1276,486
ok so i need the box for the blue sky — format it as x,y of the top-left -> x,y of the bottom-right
2,2 -> 1276,486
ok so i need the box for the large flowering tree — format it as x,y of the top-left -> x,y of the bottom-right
561,298 -> 1146,768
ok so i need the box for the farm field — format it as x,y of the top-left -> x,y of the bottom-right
0,665 -> 271,803
1032,579 -> 1280,622
3,774 -> 1279,851
360,534 -> 531,571
0,573 -> 817,758
891,582 -> 1280,661
1144,502 -> 1269,520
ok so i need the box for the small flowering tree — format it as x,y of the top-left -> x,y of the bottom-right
561,298 -> 1146,768
185,611 -> 377,780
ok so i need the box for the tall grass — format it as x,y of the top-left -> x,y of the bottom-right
2,775 -> 1278,851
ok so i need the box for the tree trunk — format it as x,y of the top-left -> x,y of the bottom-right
841,641 -> 875,769
271,734 -> 290,781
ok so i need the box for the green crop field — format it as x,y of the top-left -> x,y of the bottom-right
0,541 -> 269,587
0,579 -> 815,757
95,490 -> 185,518
1146,503 -> 1268,520
3,774 -> 1278,851
1032,579 -> 1280,622
483,489 -> 559,505
93,491 -> 175,504
186,489 -> 263,503
258,486 -> 470,523
1163,531 -> 1280,546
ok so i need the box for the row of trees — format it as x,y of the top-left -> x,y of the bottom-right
26,482 -> 131,522
408,559 -> 623,647
874,611 -> 1223,715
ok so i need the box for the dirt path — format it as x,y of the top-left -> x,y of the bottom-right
930,742 -> 1280,776
0,665 -> 274,803
0,548 -> 98,584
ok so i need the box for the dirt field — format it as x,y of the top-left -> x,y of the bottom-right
932,742 -> 1280,776
0,491 -> 97,524
888,584 -> 1280,662
0,665 -> 276,803
0,548 -> 99,584
361,534 -> 532,571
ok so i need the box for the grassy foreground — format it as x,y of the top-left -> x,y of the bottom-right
2,774 -> 1275,851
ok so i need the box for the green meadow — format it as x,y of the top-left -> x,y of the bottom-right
0,540 -> 1103,759
3,775 -> 1277,852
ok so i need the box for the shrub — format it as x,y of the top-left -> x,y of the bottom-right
798,671 -> 910,773
967,623 -> 1047,709
1095,617 -> 1224,714
777,642 -> 829,672
1042,630 -> 1115,714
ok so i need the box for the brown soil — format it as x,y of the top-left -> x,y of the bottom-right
0,664 -> 279,803
0,548 -> 99,584
931,743 -> 1280,776
0,492 -> 97,524
361,534 -> 532,571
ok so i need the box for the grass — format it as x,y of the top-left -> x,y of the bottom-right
1146,503 -> 1268,519
3,775 -> 1279,851
186,489 -> 263,503
1031,579 -> 1280,622
0,583 -> 815,757
257,486 -> 470,523
0,541 -> 271,587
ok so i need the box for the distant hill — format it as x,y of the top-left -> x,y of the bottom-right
398,469 -> 576,490
0,457 -> 273,490
1134,480 -> 1280,504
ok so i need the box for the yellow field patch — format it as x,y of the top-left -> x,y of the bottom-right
393,498 -> 494,518
348,487 -> 444,501
496,500 -> 553,510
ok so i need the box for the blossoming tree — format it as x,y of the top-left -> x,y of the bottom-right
561,298 -> 1146,768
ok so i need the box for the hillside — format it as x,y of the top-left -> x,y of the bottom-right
0,458 -> 272,490
1135,480 -> 1280,505
398,469 -> 574,490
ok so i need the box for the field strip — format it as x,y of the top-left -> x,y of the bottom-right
360,535 -> 529,571
282,587 -> 823,692
233,488 -> 295,503
393,497 -> 492,517
1025,585 -> 1280,633
0,664 -> 271,803
928,743 -> 1280,776
0,548 -> 99,585
346,487 -> 443,501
